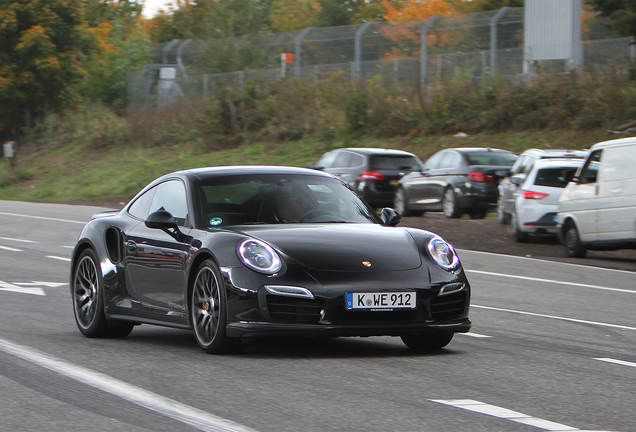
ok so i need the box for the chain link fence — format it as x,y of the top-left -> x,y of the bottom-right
129,8 -> 631,105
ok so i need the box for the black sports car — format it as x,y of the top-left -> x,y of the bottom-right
71,166 -> 471,354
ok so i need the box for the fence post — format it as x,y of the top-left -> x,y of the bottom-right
420,16 -> 440,89
176,39 -> 192,78
162,39 -> 180,64
490,7 -> 509,75
295,27 -> 313,77
355,22 -> 373,79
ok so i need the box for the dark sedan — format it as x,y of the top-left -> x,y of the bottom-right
394,148 -> 517,219
310,148 -> 422,208
70,166 -> 471,354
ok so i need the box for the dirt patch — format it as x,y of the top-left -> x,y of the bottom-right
401,212 -> 636,272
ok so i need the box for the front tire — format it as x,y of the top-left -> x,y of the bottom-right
394,188 -> 423,217
564,221 -> 586,258
72,249 -> 133,338
442,188 -> 462,219
401,333 -> 454,350
191,259 -> 242,354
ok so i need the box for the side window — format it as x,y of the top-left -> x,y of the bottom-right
317,152 -> 337,169
149,180 -> 189,226
333,151 -> 353,168
578,150 -> 602,184
516,156 -> 531,174
439,152 -> 460,169
423,152 -> 445,170
349,153 -> 365,168
128,186 -> 157,220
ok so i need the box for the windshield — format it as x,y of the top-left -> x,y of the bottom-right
194,174 -> 380,228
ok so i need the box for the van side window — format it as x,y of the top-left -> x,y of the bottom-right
579,150 -> 602,184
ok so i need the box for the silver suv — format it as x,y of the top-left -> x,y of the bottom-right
497,148 -> 587,224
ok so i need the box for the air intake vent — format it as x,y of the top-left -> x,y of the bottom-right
266,295 -> 322,323
429,291 -> 468,321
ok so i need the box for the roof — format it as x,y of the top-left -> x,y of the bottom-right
530,158 -> 585,169
340,147 -> 417,156
591,136 -> 636,150
159,165 -> 334,181
518,148 -> 588,158
440,147 -> 515,154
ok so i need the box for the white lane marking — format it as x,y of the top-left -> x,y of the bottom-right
0,280 -> 46,296
46,255 -> 71,262
594,358 -> 636,368
0,211 -> 86,225
13,281 -> 67,288
0,338 -> 259,432
431,399 -> 615,431
0,245 -> 22,252
457,249 -> 636,276
0,237 -> 38,243
466,270 -> 636,295
472,305 -> 636,331
460,332 -> 492,338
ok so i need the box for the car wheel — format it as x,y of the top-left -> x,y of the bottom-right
564,221 -> 587,258
394,187 -> 420,216
442,188 -> 462,219
191,259 -> 242,354
72,249 -> 134,338
497,199 -> 510,225
511,211 -> 530,243
401,332 -> 454,350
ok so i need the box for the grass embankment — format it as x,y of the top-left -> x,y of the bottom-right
0,70 -> 632,205
0,128 -> 612,206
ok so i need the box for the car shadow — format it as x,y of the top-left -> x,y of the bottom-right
124,328 -> 463,358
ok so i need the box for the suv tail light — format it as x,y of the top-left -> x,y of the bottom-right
469,171 -> 495,182
523,191 -> 549,200
358,171 -> 385,181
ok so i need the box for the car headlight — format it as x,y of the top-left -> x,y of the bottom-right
238,239 -> 282,274
426,236 -> 460,271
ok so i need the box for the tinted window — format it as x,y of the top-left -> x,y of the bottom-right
333,151 -> 355,168
128,187 -> 157,220
196,174 -> 379,227
370,155 -> 421,170
533,168 -> 579,188
466,152 -> 517,166
316,152 -> 337,169
149,180 -> 189,226
578,150 -> 602,184
438,152 -> 460,169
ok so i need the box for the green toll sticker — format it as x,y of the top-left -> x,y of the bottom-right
209,217 -> 223,226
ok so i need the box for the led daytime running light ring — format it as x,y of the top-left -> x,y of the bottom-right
426,236 -> 460,271
238,239 -> 282,274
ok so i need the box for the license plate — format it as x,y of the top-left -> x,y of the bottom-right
346,292 -> 416,310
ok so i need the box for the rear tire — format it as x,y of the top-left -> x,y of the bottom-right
497,199 -> 510,225
401,333 -> 454,350
72,249 -> 134,338
564,221 -> 586,258
442,188 -> 462,219
511,211 -> 530,243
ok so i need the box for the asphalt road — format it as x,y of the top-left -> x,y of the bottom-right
0,200 -> 634,432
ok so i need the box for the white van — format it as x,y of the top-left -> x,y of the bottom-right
556,137 -> 636,257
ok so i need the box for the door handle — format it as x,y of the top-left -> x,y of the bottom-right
125,240 -> 138,251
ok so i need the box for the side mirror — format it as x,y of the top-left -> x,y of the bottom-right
145,210 -> 191,243
380,208 -> 401,226
510,175 -> 524,186
307,163 -> 316,169
145,210 -> 178,230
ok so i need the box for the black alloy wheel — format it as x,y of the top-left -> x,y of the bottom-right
72,249 -> 133,338
564,221 -> 587,258
442,188 -> 462,219
191,259 -> 242,354
400,332 -> 454,350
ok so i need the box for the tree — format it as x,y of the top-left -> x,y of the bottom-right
587,0 -> 636,38
270,0 -> 316,33
0,0 -> 89,139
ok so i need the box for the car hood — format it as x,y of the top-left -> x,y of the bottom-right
231,224 -> 423,271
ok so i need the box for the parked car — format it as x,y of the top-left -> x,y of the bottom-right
557,137 -> 636,257
510,158 -> 584,243
498,148 -> 588,224
70,165 -> 471,354
309,148 -> 422,208
394,148 -> 517,219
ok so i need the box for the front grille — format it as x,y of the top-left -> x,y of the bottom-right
266,295 -> 322,323
429,291 -> 468,321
